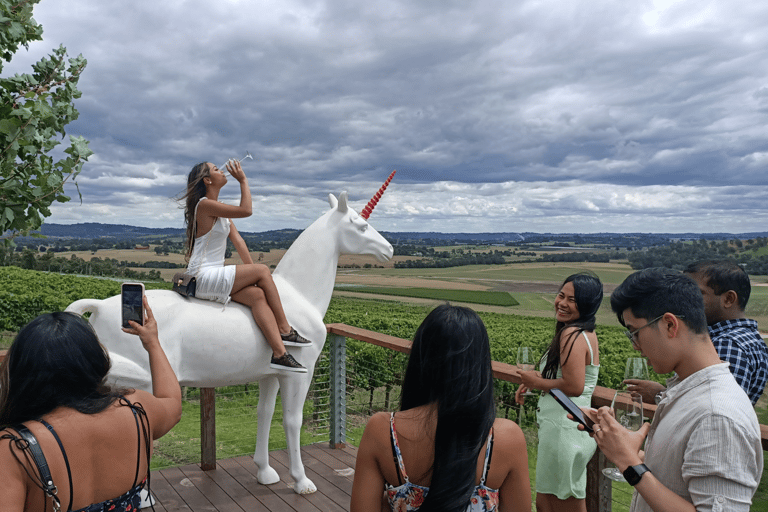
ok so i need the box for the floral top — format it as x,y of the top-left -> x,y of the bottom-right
73,478 -> 145,512
385,413 -> 500,511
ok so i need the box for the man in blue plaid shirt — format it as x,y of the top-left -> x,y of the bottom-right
684,261 -> 768,405
625,261 -> 768,406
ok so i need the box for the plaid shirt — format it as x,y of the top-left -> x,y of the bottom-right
709,319 -> 768,405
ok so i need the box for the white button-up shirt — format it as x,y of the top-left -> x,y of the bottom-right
630,363 -> 763,512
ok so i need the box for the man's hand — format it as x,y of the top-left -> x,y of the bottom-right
623,379 -> 665,404
591,406 -> 649,471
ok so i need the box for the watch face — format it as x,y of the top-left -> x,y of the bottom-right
623,464 -> 650,486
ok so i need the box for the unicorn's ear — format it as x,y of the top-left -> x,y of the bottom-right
337,191 -> 349,213
328,193 -> 338,209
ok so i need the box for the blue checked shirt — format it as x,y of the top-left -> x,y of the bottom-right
708,319 -> 768,405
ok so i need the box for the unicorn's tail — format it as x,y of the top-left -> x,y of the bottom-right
65,298 -> 104,316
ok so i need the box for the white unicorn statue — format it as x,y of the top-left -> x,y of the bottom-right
65,175 -> 395,495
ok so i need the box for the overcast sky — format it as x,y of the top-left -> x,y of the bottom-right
6,0 -> 768,234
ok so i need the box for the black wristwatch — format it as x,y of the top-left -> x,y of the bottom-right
623,464 -> 651,486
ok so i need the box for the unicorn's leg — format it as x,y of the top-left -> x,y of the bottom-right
254,375 -> 281,485
278,373 -> 317,494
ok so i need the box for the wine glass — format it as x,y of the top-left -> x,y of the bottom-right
220,151 -> 254,176
517,346 -> 536,396
624,357 -> 650,382
602,390 -> 644,481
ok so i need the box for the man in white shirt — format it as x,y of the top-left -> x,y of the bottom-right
587,268 -> 763,512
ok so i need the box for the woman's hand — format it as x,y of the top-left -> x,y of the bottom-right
514,384 -> 528,405
226,159 -> 246,183
519,369 -> 542,390
122,296 -> 160,351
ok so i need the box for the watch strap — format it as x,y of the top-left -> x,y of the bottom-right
623,463 -> 651,486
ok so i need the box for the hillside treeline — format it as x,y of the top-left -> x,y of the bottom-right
0,247 -> 165,281
627,238 -> 768,274
394,251 -> 507,268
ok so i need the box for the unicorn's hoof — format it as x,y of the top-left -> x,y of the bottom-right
257,466 -> 280,485
293,477 -> 317,494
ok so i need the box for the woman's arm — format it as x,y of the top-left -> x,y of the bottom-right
350,412 -> 389,512
0,437 -> 27,511
496,420 -> 532,512
519,327 -> 590,396
198,161 -> 253,219
228,222 -> 254,265
122,297 -> 182,439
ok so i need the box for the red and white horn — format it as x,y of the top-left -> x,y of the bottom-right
360,170 -> 396,219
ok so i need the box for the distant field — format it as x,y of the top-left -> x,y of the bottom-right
43,248 -> 768,330
333,285 -> 519,306
346,261 -> 635,286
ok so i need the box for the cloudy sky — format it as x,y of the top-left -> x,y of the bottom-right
6,0 -> 768,234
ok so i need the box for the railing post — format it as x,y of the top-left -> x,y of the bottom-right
200,387 -> 216,470
586,449 -> 612,512
329,334 -> 347,448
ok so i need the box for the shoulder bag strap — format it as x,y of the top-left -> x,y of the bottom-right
11,423 -> 62,511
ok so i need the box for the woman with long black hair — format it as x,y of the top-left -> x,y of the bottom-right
351,304 -> 531,512
515,272 -> 603,512
0,299 -> 181,511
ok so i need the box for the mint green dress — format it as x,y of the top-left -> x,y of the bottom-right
535,331 -> 599,499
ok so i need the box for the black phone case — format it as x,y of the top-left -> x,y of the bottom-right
550,388 -> 594,433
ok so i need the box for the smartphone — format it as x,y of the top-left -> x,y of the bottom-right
550,388 -> 594,433
121,283 -> 145,328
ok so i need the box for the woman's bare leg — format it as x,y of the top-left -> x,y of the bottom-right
536,494 -> 586,512
232,264 -> 291,334
230,285 -> 285,357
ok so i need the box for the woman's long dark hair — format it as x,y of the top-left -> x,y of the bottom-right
400,304 -> 495,512
540,272 -> 603,380
0,312 -> 125,426
180,162 -> 210,261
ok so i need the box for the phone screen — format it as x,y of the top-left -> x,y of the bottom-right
121,283 -> 144,328
550,388 -> 594,433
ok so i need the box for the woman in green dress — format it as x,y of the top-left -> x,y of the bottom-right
515,272 -> 603,512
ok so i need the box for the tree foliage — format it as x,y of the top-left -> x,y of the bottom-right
627,238 -> 768,275
1,0 -> 92,243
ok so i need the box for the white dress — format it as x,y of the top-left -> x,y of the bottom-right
185,198 -> 237,304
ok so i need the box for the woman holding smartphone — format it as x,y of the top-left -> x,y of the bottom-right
351,304 -> 532,512
0,298 -> 181,511
515,273 -> 603,512
181,159 -> 311,373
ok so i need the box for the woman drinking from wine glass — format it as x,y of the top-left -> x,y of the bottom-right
515,272 -> 603,512
180,159 -> 311,373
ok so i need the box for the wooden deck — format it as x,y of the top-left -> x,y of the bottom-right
147,443 -> 357,511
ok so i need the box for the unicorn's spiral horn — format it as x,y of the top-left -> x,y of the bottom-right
361,170 -> 396,219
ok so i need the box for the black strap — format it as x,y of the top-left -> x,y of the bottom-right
118,395 -> 154,512
10,424 -> 61,511
39,420 -> 74,512
128,401 -> 142,487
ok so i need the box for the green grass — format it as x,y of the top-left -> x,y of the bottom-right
334,285 -> 519,306
150,384 -> 329,470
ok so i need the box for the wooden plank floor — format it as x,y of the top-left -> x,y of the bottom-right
145,444 -> 357,511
